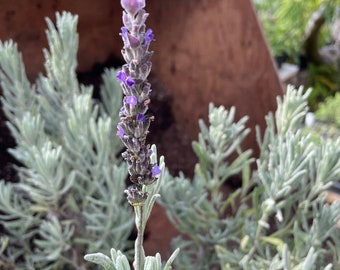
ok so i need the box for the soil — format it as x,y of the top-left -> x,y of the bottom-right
0,57 -> 197,260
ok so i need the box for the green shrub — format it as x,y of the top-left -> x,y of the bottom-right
160,86 -> 340,269
0,12 -> 134,269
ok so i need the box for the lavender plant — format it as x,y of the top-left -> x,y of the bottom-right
84,1 -> 179,269
0,12 -> 134,269
160,86 -> 340,269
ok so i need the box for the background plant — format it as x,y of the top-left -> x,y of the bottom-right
159,86 -> 340,269
253,0 -> 339,59
254,0 -> 340,109
307,62 -> 340,109
304,90 -> 340,143
315,91 -> 340,127
0,12 -> 134,269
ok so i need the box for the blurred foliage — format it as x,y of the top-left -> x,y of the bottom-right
254,0 -> 340,110
307,62 -> 339,109
304,121 -> 340,144
316,92 -> 340,126
253,0 -> 340,59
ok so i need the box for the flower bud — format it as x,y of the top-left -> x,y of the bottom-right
125,185 -> 148,206
121,0 -> 145,17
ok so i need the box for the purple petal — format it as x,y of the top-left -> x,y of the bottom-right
126,77 -> 135,87
121,27 -> 128,43
127,33 -> 140,48
125,95 -> 137,106
117,124 -> 125,138
151,165 -> 161,177
144,29 -> 154,45
120,106 -> 126,114
116,70 -> 127,83
137,113 -> 145,123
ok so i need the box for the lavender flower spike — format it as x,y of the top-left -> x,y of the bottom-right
117,0 -> 160,206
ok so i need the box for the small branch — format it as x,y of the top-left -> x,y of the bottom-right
304,6 -> 326,65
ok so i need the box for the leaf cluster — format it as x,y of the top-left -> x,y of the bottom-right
160,86 -> 340,269
84,147 -> 180,270
0,12 -> 134,269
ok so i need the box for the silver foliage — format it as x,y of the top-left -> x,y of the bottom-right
84,145 -> 180,270
160,85 -> 340,270
0,12 -> 133,269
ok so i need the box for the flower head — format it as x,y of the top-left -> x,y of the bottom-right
121,0 -> 145,16
118,0 -> 158,205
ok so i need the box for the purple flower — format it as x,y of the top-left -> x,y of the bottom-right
126,77 -> 135,87
137,113 -> 145,123
125,95 -> 138,106
117,70 -> 135,87
117,70 -> 127,83
151,165 -> 161,177
118,0 -> 159,202
144,29 -> 154,45
121,0 -> 145,16
117,124 -> 125,138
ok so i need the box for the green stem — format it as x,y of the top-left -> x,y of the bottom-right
242,210 -> 270,266
133,205 -> 145,270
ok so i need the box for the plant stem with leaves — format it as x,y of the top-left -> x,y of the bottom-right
85,1 -> 179,269
116,0 -> 160,268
